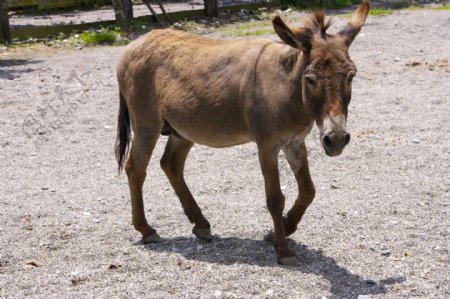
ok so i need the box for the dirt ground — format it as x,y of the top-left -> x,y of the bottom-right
0,8 -> 449,299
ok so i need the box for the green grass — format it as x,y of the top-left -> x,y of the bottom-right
342,7 -> 392,19
369,7 -> 392,16
218,21 -> 274,37
78,28 -> 120,45
431,4 -> 450,10
218,20 -> 274,37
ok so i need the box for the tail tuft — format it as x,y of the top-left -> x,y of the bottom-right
115,92 -> 131,173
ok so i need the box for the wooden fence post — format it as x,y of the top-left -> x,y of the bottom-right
204,0 -> 218,18
0,0 -> 10,42
111,0 -> 133,32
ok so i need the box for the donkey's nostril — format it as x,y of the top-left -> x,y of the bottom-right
344,133 -> 351,145
323,135 -> 332,147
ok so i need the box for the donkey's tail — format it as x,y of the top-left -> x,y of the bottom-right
115,92 -> 131,173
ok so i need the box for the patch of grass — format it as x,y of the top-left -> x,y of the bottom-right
369,7 -> 392,16
234,28 -> 275,37
403,5 -> 420,10
431,4 -> 450,10
218,21 -> 274,37
229,20 -> 272,30
79,28 -> 120,45
342,7 -> 392,19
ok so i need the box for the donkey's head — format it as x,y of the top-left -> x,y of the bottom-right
273,1 -> 370,156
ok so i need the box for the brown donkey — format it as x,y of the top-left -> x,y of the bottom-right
115,1 -> 370,265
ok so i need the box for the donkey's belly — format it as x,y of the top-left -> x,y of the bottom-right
163,114 -> 252,148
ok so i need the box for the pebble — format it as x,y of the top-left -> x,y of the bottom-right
357,295 -> 371,299
93,219 -> 101,223
412,138 -> 421,144
214,290 -> 222,298
363,278 -> 376,285
394,57 -> 400,62
265,289 -> 274,296
381,249 -> 391,256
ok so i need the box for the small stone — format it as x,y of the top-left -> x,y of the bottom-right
357,295 -> 371,299
280,185 -> 287,191
104,125 -> 112,130
394,57 -> 400,62
265,289 -> 274,296
214,290 -> 222,298
42,187 -> 49,190
381,249 -> 391,257
93,219 -> 101,223
24,260 -> 41,267
197,245 -> 203,250
412,138 -> 420,144
363,278 -> 376,285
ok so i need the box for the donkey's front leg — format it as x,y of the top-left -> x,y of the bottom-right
282,140 -> 316,237
258,143 -> 297,266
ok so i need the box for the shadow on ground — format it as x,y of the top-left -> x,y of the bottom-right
140,235 -> 405,298
0,59 -> 42,80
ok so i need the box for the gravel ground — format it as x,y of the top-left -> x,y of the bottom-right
0,8 -> 449,299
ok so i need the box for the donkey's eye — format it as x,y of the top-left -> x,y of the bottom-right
305,76 -> 316,87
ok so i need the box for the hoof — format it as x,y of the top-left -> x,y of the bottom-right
193,227 -> 212,241
142,232 -> 161,244
278,255 -> 297,266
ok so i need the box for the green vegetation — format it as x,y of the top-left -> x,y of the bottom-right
218,20 -> 274,37
403,5 -> 420,10
342,6 -> 392,19
79,29 -> 119,45
368,7 -> 392,16
431,4 -> 450,10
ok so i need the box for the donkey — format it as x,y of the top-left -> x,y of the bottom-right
115,1 -> 370,265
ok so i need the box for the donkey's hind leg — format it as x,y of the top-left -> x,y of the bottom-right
126,126 -> 162,244
160,135 -> 212,241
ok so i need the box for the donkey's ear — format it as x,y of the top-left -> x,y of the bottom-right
339,0 -> 370,47
272,15 -> 313,52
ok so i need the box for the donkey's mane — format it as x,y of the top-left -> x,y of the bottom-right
304,11 -> 332,38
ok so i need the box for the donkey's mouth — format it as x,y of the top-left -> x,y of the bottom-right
324,147 -> 344,157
